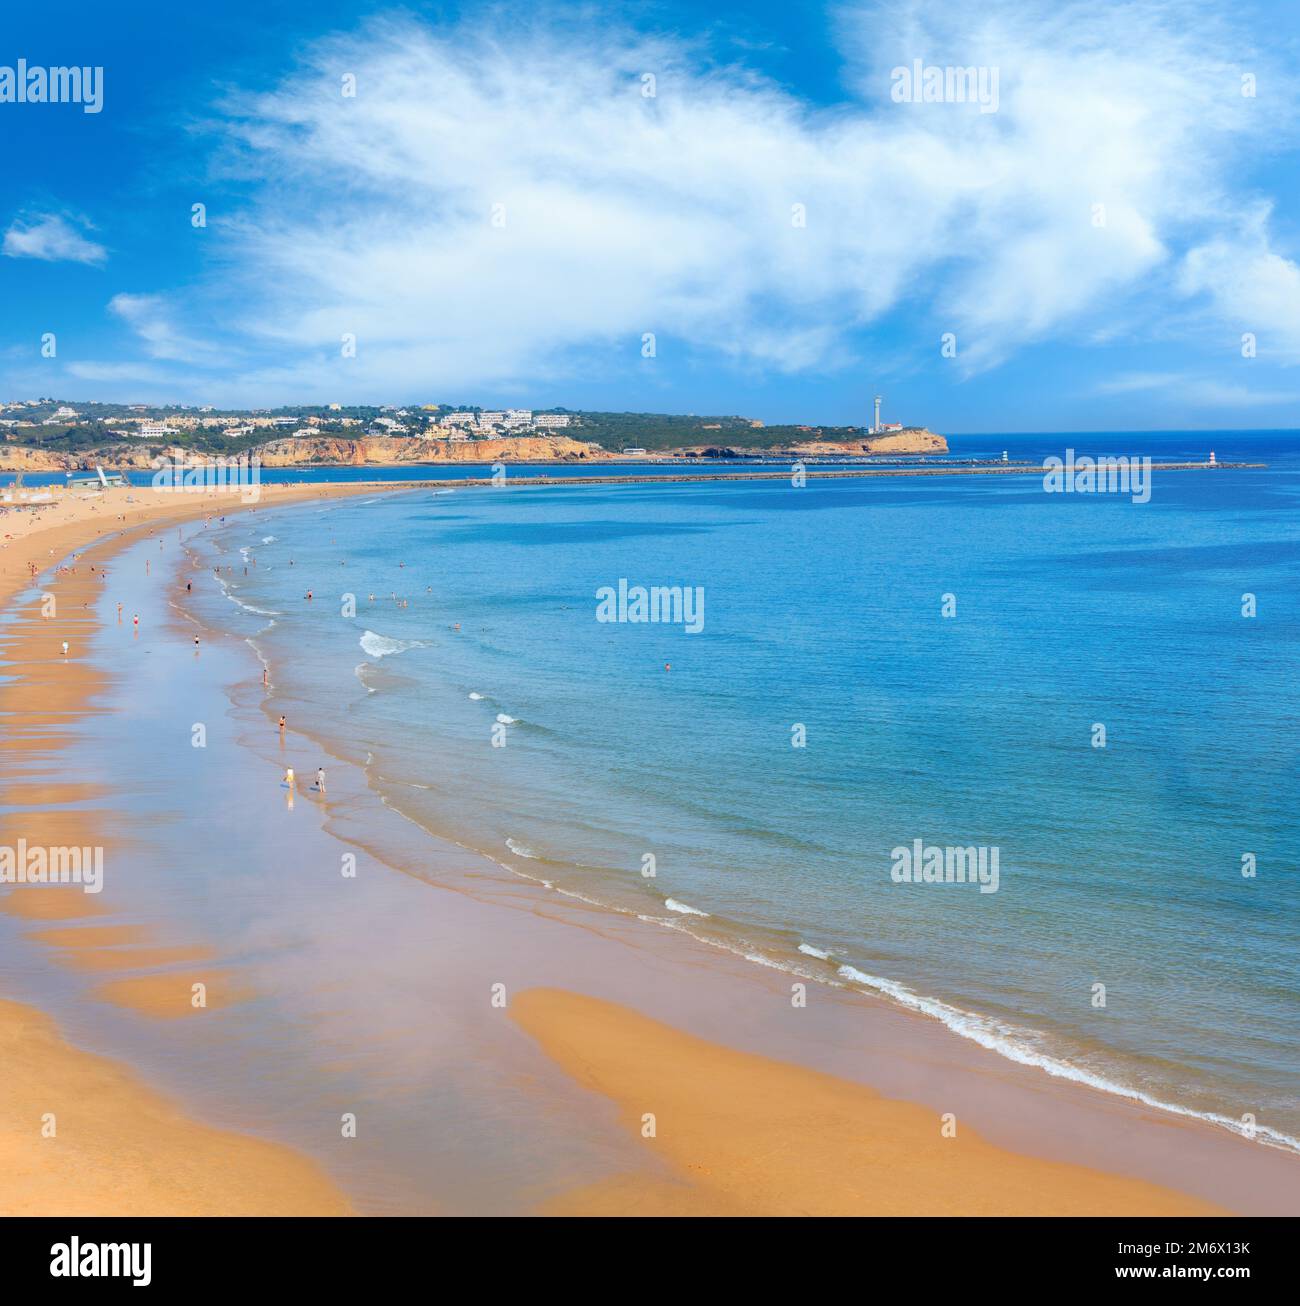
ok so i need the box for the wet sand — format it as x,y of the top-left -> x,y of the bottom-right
0,484 -> 377,1216
1,480 -> 1297,1216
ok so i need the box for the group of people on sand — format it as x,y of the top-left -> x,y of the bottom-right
278,715 -> 326,796
281,759 -> 327,796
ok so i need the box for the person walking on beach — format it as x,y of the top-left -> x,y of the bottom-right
315,767 -> 326,795
61,640 -> 68,657
283,767 -> 295,789
278,714 -> 286,737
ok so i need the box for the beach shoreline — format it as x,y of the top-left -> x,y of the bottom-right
1,482 -> 1297,1216
0,482 -> 400,1215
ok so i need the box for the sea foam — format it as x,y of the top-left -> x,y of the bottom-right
665,898 -> 709,917
360,630 -> 423,659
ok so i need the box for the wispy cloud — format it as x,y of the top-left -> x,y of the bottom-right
1097,370 -> 1300,407
1179,203 -> 1300,359
3,212 -> 107,265
1096,372 -> 1189,396
65,360 -> 182,386
108,292 -> 218,363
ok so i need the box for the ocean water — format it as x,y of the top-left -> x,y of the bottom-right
186,432 -> 1300,1149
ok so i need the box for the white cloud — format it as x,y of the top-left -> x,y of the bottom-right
65,360 -> 182,383
3,213 -> 107,265
107,2 -> 1299,401
1179,205 -> 1300,359
108,293 -> 218,363
1096,369 -> 1299,407
1096,372 -> 1188,395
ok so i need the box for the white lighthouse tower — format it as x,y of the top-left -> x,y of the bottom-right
872,395 -> 882,435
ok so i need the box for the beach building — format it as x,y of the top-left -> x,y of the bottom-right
66,467 -> 125,489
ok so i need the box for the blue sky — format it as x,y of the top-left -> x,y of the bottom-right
3,0 -> 1300,431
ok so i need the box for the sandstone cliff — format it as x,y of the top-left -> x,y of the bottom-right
789,428 -> 948,456
0,427 -> 945,471
672,428 -> 948,459
0,446 -> 74,471
254,435 -> 610,466
0,434 -> 610,471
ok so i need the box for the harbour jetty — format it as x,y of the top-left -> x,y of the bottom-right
388,460 -> 1265,491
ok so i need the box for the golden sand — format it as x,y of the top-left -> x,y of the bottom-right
512,988 -> 1225,1216
0,886 -> 106,921
25,924 -> 152,948
92,971 -> 255,1018
56,945 -> 216,974
0,998 -> 349,1216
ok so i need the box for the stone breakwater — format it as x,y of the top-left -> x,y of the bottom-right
368,461 -> 1265,490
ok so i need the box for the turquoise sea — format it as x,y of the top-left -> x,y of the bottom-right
185,432 -> 1300,1149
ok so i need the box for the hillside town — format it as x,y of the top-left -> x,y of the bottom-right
0,399 -> 577,444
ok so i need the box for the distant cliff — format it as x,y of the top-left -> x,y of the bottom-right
0,445 -> 73,471
253,435 -> 610,465
0,434 -> 611,471
0,427 -> 945,471
671,428 -> 948,459
797,428 -> 948,456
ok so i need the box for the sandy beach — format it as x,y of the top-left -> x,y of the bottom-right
1,480 -> 1296,1217
1,483 -> 371,1216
